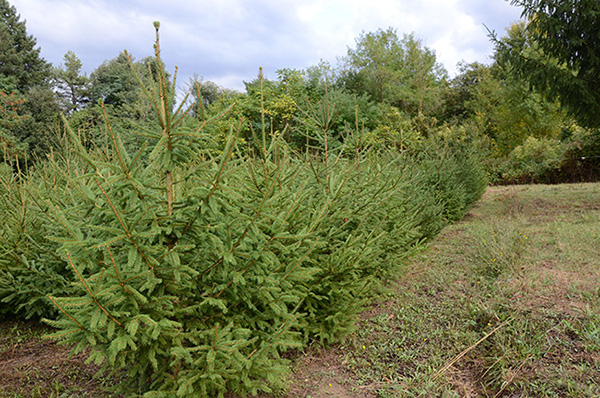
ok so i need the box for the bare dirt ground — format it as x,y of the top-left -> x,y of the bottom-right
0,319 -> 121,397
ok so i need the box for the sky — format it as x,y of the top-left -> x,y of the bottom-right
10,0 -> 524,92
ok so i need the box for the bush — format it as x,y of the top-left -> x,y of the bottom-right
502,136 -> 566,183
559,126 -> 600,182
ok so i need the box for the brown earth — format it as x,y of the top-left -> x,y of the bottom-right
0,319 -> 121,397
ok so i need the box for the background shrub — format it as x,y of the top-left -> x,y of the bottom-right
502,136 -> 566,183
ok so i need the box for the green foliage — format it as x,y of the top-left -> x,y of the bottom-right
460,58 -> 566,155
19,86 -> 62,160
293,88 -> 383,154
0,0 -> 58,165
500,1 -> 600,127
341,28 -> 447,118
0,84 -> 61,164
367,105 -> 420,152
53,51 -> 91,113
293,152 -> 424,343
0,0 -> 51,92
441,62 -> 489,123
187,75 -> 237,124
0,24 -> 488,397
237,68 -> 321,149
90,52 -> 140,108
501,136 -> 566,183
416,136 -> 488,223
0,88 -> 28,161
558,126 -> 600,181
342,27 -> 406,103
0,162 -> 71,319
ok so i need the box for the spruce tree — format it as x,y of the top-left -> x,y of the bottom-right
1,0 -> 57,163
0,21 -> 489,397
0,0 -> 51,92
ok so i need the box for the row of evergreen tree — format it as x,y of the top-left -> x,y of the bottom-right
0,21 -> 491,396
1,1 -> 599,394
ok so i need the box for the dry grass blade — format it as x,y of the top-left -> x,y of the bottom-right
431,316 -> 513,381
493,354 -> 532,398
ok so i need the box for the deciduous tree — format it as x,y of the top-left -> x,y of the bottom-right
340,28 -> 447,117
53,51 -> 90,113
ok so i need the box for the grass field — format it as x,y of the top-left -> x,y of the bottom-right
1,183 -> 599,397
286,183 -> 600,398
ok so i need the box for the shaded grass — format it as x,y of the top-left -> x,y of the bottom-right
286,183 -> 600,397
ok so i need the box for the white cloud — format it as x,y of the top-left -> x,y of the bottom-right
10,0 -> 523,91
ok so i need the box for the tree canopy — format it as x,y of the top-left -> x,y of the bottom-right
498,0 -> 600,127
0,0 -> 51,92
1,0 -> 56,163
2,0 -> 599,183
341,28 -> 447,117
53,51 -> 90,113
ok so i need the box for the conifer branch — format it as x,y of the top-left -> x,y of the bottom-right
47,295 -> 85,329
201,155 -> 285,279
25,192 -> 79,240
214,236 -> 276,299
95,178 -> 154,270
66,252 -> 122,326
125,51 -> 163,130
247,314 -> 300,359
278,238 -> 320,283
166,171 -> 173,216
106,246 -> 125,288
203,127 -> 239,206
100,101 -> 129,175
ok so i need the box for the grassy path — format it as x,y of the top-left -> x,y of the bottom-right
286,184 -> 600,398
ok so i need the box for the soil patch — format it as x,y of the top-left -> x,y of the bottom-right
0,320 -> 122,397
